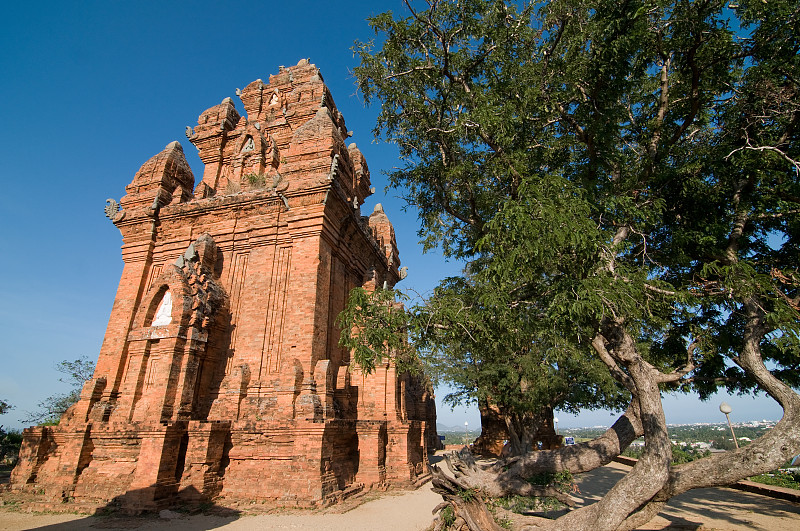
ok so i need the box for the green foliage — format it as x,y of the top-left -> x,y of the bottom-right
496,514 -> 513,529
625,443 -> 714,463
710,437 -> 737,451
25,356 -> 94,425
244,172 -> 268,189
414,270 -> 630,421
496,493 -> 565,514
0,400 -> 22,464
337,287 -> 414,374
439,428 -> 478,446
440,504 -> 456,527
458,488 -> 477,502
353,0 -> 800,416
749,471 -> 800,490
494,470 -> 575,514
527,470 -> 574,493
671,445 -> 711,464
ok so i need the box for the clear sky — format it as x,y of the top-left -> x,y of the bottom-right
0,1 -> 783,432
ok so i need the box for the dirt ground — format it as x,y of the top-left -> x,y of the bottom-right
1,460 -> 798,530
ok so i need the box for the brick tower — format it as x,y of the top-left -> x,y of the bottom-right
11,60 -> 439,511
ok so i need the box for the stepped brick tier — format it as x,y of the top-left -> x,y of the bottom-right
11,60 -> 440,512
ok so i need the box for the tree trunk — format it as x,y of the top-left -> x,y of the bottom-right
505,407 -> 560,456
431,314 -> 800,531
472,398 -> 509,457
493,402 -> 642,478
541,322 -> 673,529
473,400 -> 562,457
431,400 -> 643,501
615,298 -> 800,530
431,457 -> 506,531
431,448 -> 576,531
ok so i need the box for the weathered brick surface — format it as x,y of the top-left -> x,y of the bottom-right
11,60 -> 439,512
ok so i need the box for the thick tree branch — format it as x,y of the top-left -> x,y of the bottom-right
618,297 -> 800,530
657,340 -> 697,384
592,334 -> 636,392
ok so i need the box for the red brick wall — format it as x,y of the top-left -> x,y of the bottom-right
11,60 -> 437,511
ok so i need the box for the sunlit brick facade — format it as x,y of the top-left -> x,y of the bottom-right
11,60 -> 439,511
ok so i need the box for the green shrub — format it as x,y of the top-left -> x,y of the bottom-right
749,471 -> 800,490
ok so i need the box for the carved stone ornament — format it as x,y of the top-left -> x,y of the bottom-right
104,198 -> 123,220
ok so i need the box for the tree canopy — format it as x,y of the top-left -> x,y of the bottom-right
349,0 -> 800,528
0,399 -> 21,465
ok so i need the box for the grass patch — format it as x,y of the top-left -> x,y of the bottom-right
244,173 -> 268,189
492,471 -> 574,516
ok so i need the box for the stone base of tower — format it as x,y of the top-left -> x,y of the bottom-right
9,416 -> 431,512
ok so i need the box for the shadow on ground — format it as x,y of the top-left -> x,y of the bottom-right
0,485 -> 241,531
23,512 -> 241,531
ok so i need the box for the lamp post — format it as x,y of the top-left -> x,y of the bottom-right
464,421 -> 469,446
719,402 -> 739,450
554,416 -> 559,435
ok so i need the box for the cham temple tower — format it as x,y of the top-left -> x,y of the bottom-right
11,59 -> 440,511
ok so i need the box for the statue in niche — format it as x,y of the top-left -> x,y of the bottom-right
151,291 -> 172,326
269,91 -> 280,107
242,137 -> 255,153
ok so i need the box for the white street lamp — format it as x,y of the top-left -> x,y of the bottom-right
719,402 -> 739,450
554,416 -> 559,435
464,421 -> 469,446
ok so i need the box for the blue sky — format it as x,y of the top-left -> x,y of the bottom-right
0,1 -> 783,431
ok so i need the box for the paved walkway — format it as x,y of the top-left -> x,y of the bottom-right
1,460 -> 798,530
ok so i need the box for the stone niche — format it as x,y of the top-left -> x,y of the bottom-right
10,59 -> 440,512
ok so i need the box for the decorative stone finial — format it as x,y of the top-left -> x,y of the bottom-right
104,198 -> 121,220
166,141 -> 182,151
374,203 -> 384,213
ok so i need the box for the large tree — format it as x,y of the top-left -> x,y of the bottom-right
416,275 -> 630,455
350,0 -> 800,529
